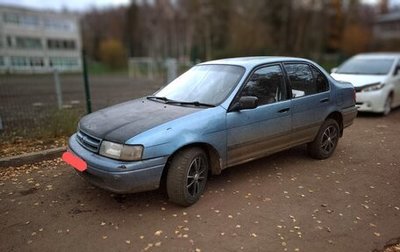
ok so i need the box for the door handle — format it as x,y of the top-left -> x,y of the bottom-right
278,108 -> 290,113
320,98 -> 330,103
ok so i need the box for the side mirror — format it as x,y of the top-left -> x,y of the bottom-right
231,96 -> 258,111
331,67 -> 338,74
394,66 -> 400,76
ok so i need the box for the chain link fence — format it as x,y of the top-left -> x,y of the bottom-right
0,68 -> 164,140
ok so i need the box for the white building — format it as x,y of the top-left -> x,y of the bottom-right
0,5 -> 82,73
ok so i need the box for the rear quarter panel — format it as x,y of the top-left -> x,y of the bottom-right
331,79 -> 357,127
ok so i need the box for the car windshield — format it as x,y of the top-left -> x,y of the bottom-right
154,64 -> 245,106
336,58 -> 394,75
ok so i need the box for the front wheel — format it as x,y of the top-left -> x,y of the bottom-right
383,95 -> 392,116
308,119 -> 340,160
166,147 -> 209,206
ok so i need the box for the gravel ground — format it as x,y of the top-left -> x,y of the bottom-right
0,109 -> 399,252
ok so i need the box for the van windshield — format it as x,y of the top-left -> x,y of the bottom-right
154,65 -> 245,106
336,58 -> 394,75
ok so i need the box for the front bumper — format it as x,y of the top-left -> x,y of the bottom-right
355,90 -> 387,113
68,134 -> 168,194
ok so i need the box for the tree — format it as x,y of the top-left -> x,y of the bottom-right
99,39 -> 126,69
340,23 -> 371,55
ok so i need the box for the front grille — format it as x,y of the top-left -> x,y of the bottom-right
76,130 -> 102,153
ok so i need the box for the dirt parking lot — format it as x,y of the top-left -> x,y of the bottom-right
0,109 -> 399,252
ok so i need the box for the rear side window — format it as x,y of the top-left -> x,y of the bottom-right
284,63 -> 313,98
284,63 -> 328,98
310,66 -> 329,93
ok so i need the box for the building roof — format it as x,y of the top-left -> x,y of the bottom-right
0,4 -> 79,19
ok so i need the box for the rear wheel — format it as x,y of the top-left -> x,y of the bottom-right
166,147 -> 209,206
308,119 -> 340,160
383,95 -> 392,116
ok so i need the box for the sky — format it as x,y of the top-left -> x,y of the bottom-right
0,0 -> 399,12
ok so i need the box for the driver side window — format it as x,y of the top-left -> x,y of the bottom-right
241,65 -> 287,106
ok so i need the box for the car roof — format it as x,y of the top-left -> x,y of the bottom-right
352,52 -> 400,60
199,56 -> 313,69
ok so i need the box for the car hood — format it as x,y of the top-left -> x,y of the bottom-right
78,98 -> 201,143
331,73 -> 386,87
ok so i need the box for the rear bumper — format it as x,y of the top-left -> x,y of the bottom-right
342,106 -> 358,128
68,134 -> 168,194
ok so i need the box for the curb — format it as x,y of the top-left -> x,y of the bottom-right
0,146 -> 66,168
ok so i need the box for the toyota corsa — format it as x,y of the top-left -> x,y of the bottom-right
63,57 -> 357,206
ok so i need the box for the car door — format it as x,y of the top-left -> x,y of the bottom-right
226,64 -> 292,167
283,63 -> 331,146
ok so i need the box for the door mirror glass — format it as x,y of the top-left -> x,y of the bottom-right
231,96 -> 258,111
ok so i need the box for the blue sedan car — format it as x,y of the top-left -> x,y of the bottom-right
64,57 -> 357,206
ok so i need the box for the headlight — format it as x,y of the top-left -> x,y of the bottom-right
99,141 -> 143,161
362,82 -> 385,92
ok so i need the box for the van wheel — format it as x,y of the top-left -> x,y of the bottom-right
167,147 -> 209,206
383,95 -> 392,116
308,119 -> 340,160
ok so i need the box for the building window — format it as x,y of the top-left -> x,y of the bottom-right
11,57 -> 29,67
15,37 -> 42,49
30,57 -> 44,67
47,39 -> 76,50
3,13 -> 19,24
49,57 -> 79,67
20,15 -> 39,27
7,36 -> 12,47
3,13 -> 39,27
0,56 -> 4,66
44,19 -> 75,31
10,57 -> 44,67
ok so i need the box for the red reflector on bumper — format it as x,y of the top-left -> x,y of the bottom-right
62,152 -> 87,172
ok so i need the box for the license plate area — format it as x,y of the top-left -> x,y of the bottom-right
62,151 -> 87,172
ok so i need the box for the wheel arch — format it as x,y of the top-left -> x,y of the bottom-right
326,111 -> 343,136
160,142 -> 222,188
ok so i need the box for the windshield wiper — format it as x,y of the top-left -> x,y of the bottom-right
146,96 -> 171,102
147,96 -> 215,107
177,101 -> 216,107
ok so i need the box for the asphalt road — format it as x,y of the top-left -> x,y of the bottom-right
0,109 -> 400,252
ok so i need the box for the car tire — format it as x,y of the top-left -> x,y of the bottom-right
383,95 -> 392,116
166,147 -> 209,206
308,119 -> 340,160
